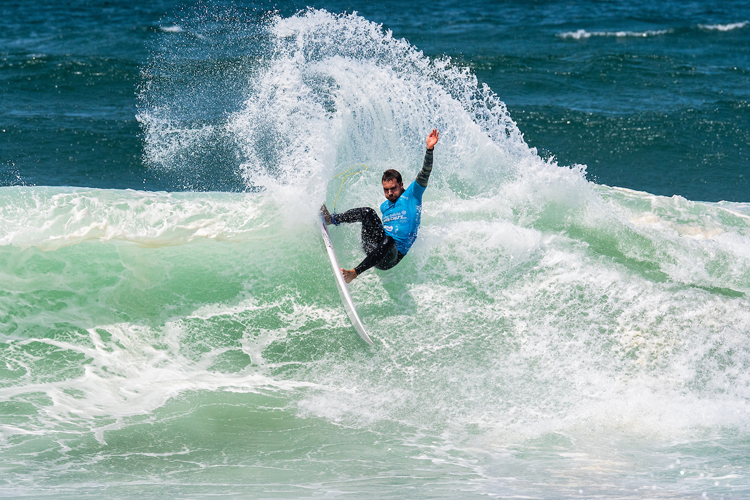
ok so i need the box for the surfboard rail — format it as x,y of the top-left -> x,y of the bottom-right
319,216 -> 373,345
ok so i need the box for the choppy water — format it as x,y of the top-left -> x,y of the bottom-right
2,1 -> 750,498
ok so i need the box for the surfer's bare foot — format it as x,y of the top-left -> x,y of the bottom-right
320,204 -> 332,224
342,268 -> 357,283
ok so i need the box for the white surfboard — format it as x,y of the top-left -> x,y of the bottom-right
319,216 -> 373,345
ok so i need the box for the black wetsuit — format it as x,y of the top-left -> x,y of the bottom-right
332,207 -> 402,276
331,148 -> 434,277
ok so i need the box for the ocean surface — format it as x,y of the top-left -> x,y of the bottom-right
2,0 -> 749,498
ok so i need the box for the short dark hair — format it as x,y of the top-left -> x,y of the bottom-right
382,169 -> 402,184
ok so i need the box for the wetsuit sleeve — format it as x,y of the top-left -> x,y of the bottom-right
415,148 -> 434,188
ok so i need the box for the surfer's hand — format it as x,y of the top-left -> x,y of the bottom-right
342,268 -> 357,283
320,204 -> 332,224
426,129 -> 439,150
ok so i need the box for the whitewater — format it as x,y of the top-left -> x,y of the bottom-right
2,8 -> 749,499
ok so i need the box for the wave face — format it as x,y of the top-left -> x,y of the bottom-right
3,8 -> 750,499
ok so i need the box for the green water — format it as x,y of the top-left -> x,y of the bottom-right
1,184 -> 749,498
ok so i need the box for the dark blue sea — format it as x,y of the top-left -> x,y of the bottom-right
2,1 -> 750,498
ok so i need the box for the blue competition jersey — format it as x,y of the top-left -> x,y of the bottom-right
380,181 -> 426,255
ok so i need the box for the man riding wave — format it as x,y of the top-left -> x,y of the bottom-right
321,129 -> 439,283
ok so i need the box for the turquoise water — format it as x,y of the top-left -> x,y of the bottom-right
2,2 -> 750,498
2,182 -> 749,497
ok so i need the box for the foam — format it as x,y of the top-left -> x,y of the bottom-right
0,187 -> 274,250
559,28 -> 671,39
159,25 -> 184,33
0,295 -> 329,446
699,21 -> 749,32
291,170 -> 750,442
140,9 -> 527,208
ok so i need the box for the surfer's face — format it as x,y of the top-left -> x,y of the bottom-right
382,179 -> 404,202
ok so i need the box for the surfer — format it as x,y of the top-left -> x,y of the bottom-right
322,129 -> 439,283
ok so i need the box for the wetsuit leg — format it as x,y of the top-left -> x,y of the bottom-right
334,207 -> 384,252
334,207 -> 403,276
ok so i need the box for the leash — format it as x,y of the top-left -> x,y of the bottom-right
332,164 -> 368,213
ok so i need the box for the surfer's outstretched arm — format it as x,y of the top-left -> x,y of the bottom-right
416,129 -> 439,188
426,128 -> 439,150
